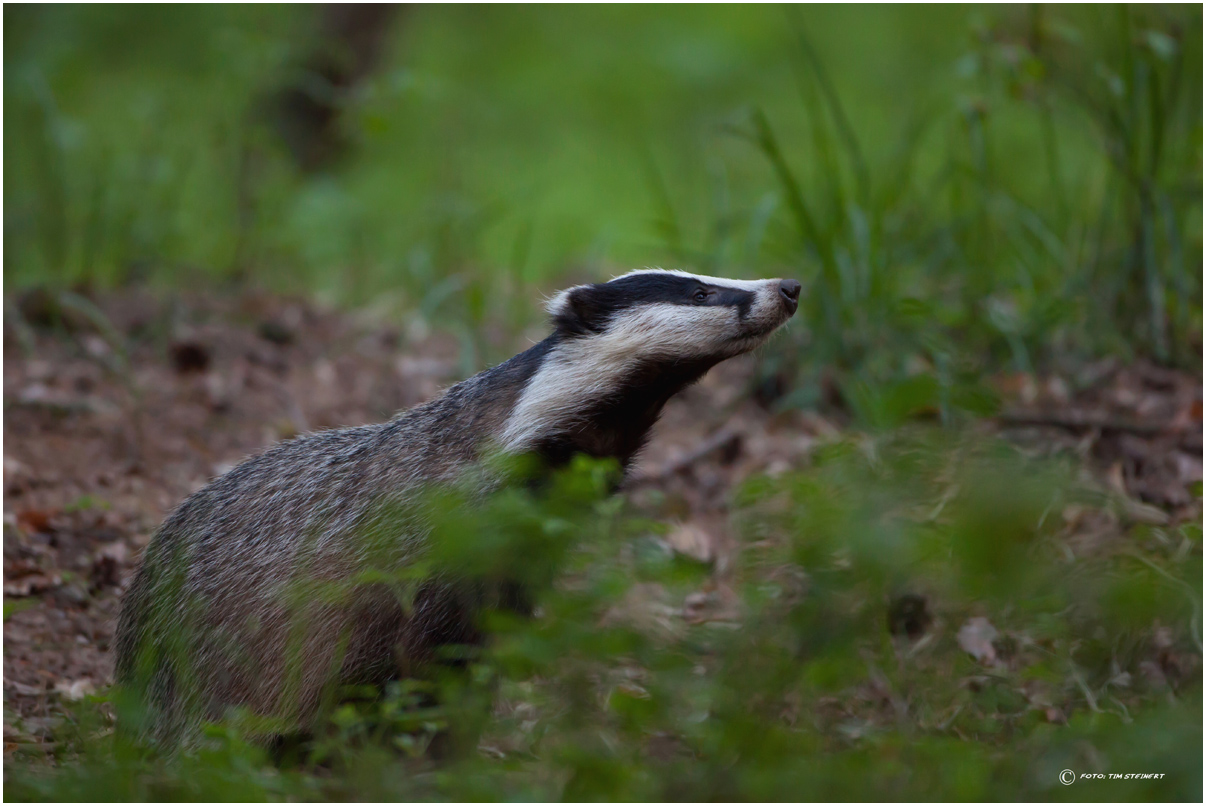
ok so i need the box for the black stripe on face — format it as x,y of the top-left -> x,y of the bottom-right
555,274 -> 755,335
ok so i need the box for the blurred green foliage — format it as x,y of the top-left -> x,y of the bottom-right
5,5 -> 1201,380
6,444 -> 1201,800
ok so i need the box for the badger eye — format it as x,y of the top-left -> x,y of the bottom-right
693,289 -> 709,303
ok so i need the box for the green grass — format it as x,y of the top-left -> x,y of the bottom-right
5,442 -> 1201,801
6,6 -> 1200,377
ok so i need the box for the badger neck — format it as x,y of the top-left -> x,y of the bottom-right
495,332 -> 717,470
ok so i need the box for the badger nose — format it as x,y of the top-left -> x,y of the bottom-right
778,279 -> 801,314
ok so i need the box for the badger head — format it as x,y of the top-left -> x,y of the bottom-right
500,269 -> 800,457
545,268 -> 800,361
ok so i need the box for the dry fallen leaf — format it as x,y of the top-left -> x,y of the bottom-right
1175,452 -> 1203,484
4,573 -> 62,598
53,678 -> 95,701
957,617 -> 1000,666
94,541 -> 129,564
15,509 -> 54,535
4,680 -> 45,697
665,521 -> 715,563
4,455 -> 28,478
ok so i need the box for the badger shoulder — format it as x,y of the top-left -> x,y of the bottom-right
134,353 -> 544,573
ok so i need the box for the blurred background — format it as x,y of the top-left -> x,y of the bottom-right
4,4 -> 1202,801
7,5 -> 1200,375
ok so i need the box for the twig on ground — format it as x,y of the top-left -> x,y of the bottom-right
996,409 -> 1189,436
631,425 -> 742,484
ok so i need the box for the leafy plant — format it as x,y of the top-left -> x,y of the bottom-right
7,441 -> 1200,801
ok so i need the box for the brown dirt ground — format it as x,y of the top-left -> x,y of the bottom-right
3,288 -> 1201,746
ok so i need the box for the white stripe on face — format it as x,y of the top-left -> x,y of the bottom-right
502,294 -> 784,452
613,268 -> 771,293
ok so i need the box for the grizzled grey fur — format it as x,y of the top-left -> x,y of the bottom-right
115,269 -> 801,744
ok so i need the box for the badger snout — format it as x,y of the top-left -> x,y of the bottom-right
778,279 -> 801,315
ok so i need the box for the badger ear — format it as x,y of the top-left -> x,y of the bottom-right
544,287 -> 578,319
547,284 -> 605,336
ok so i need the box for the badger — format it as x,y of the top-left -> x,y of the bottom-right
114,269 -> 801,744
